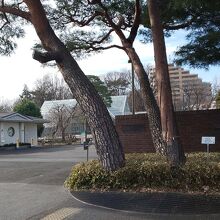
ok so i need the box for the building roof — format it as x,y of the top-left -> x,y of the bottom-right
41,99 -> 77,117
0,112 -> 48,124
41,95 -> 131,119
108,96 -> 131,118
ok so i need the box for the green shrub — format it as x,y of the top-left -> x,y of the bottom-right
65,153 -> 220,193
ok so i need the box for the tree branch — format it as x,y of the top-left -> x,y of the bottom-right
88,0 -> 101,5
90,44 -> 125,51
1,0 -> 9,21
98,2 -> 128,44
0,5 -> 31,22
163,11 -> 201,31
163,19 -> 196,30
74,44 -> 124,52
127,0 -> 141,44
32,50 -> 62,63
91,29 -> 114,44
69,10 -> 104,27
0,19 -> 9,30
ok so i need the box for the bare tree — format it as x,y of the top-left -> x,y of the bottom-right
48,104 -> 79,142
181,81 -> 212,110
104,71 -> 130,96
210,77 -> 220,109
104,69 -> 146,112
193,83 -> 211,110
182,83 -> 196,110
32,74 -> 73,107
212,77 -> 220,97
0,99 -> 12,112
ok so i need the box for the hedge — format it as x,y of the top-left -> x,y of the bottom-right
65,153 -> 220,194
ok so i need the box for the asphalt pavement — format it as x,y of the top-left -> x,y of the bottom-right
0,145 -> 219,220
0,145 -> 147,220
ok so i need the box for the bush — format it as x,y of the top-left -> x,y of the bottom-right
65,153 -> 220,194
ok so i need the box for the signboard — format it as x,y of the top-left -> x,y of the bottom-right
201,136 -> 215,145
122,124 -> 145,133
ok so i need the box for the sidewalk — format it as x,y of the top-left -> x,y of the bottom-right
71,191 -> 220,215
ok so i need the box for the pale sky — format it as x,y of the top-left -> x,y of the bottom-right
0,27 -> 219,102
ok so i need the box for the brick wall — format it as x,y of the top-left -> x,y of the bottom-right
115,109 -> 220,153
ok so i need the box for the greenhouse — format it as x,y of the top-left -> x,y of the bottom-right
40,95 -> 130,137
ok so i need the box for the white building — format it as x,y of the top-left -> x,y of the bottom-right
0,112 -> 48,146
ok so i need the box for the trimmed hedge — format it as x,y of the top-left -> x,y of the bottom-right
65,153 -> 220,193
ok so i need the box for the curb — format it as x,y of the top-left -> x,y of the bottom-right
71,191 -> 220,216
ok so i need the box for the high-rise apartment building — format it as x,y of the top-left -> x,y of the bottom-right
150,64 -> 212,110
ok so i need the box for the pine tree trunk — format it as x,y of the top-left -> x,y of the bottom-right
148,0 -> 185,166
126,47 -> 167,155
24,0 -> 125,171
57,56 -> 125,171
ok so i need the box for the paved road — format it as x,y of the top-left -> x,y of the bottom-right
0,145 -> 145,220
0,145 -> 218,220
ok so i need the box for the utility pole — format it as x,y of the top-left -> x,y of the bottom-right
128,60 -> 135,115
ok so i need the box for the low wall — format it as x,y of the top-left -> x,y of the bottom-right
115,109 -> 220,153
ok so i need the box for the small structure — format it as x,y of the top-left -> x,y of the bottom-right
0,112 -> 48,147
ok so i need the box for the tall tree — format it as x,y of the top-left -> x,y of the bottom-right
148,0 -> 185,165
13,99 -> 42,118
13,98 -> 44,137
20,84 -> 33,100
143,0 -> 220,69
172,0 -> 220,68
49,0 -> 168,156
0,0 -> 124,171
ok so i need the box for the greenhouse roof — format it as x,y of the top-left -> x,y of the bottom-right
108,96 -> 130,117
41,95 -> 130,118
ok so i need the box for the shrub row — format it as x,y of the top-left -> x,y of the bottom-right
65,153 -> 220,193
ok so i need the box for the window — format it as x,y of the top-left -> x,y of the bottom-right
7,127 -> 15,137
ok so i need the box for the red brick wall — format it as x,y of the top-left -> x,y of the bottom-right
115,110 -> 220,153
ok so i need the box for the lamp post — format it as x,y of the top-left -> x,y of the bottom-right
128,60 -> 135,115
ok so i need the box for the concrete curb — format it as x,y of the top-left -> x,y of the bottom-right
71,191 -> 220,216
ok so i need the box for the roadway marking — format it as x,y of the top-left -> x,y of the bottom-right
41,207 -> 81,220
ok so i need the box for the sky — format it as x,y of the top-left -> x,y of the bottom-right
0,27 -> 219,103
